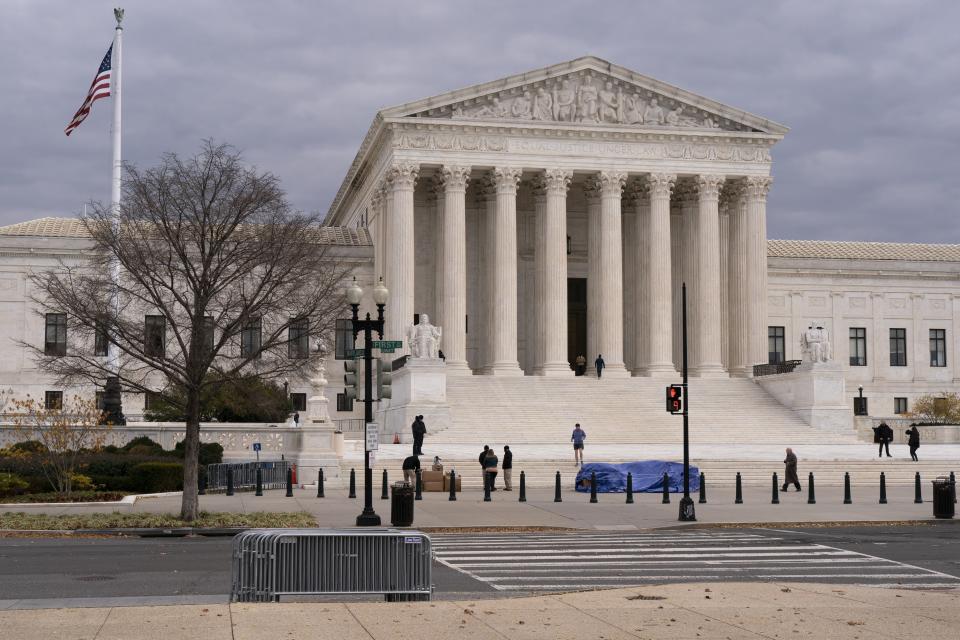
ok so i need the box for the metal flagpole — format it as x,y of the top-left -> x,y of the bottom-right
104,8 -> 126,425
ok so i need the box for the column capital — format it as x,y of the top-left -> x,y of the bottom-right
744,175 -> 773,201
439,165 -> 471,192
543,169 -> 573,194
624,178 -> 650,205
386,162 -> 420,191
598,171 -> 628,197
492,167 -> 522,194
648,173 -> 677,199
695,174 -> 726,201
474,174 -> 497,203
719,180 -> 746,211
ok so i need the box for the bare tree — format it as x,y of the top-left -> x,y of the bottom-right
25,141 -> 350,520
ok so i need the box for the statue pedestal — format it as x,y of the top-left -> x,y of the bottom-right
293,420 -> 341,481
756,361 -> 853,433
380,358 -> 452,442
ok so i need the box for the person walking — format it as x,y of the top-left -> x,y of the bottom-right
571,423 -> 586,465
594,354 -> 605,378
782,448 -> 801,491
411,415 -> 426,456
483,446 -> 499,492
402,454 -> 420,485
502,445 -> 513,490
907,424 -> 921,462
575,354 -> 586,376
874,421 -> 893,458
479,445 -> 489,473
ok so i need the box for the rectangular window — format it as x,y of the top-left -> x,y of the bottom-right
94,321 -> 109,357
144,391 -> 161,411
290,393 -> 307,412
336,392 -> 353,412
894,397 -> 908,414
44,390 -> 63,410
144,315 -> 166,358
288,317 -> 309,359
767,326 -> 785,364
889,328 -> 907,366
44,313 -> 67,356
930,329 -> 947,367
334,318 -> 353,360
240,317 -> 262,358
95,391 -> 105,411
849,327 -> 867,367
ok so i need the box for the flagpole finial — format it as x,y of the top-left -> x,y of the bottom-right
114,8 -> 124,27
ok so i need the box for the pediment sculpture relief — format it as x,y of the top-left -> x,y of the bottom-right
428,73 -> 745,131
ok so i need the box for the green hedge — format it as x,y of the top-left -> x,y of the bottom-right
129,462 -> 183,493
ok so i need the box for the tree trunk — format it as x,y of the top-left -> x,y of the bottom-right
179,389 -> 201,521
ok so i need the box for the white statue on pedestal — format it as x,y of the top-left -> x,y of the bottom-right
407,314 -> 442,359
800,324 -> 832,364
307,343 -> 331,423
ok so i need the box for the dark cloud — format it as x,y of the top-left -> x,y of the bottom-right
1,0 -> 957,241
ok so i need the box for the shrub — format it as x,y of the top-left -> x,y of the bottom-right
80,452 -> 172,491
127,444 -> 167,457
121,436 -> 165,454
0,473 -> 30,497
69,473 -> 95,492
7,440 -> 49,455
174,440 -> 224,466
130,462 -> 183,493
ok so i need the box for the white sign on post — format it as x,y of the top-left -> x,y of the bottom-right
365,422 -> 379,452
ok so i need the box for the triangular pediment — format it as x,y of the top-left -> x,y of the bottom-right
381,56 -> 787,135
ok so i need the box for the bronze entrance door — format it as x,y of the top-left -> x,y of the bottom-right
567,278 -> 587,371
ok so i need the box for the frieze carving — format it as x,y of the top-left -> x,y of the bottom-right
415,70 -> 747,131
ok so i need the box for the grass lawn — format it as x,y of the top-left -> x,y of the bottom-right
0,511 -> 317,530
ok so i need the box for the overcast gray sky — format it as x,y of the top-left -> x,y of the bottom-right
1,0 -> 957,242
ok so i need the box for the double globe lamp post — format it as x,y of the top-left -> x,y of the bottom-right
345,276 -> 389,526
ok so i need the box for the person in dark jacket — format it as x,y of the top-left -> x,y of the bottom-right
483,447 -> 499,491
781,448 -> 801,491
874,421 -> 893,457
907,424 -> 920,462
402,454 -> 420,485
594,354 -> 605,378
479,445 -> 489,472
502,445 -> 513,491
411,415 -> 426,456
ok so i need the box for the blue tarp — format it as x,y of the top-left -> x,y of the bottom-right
574,461 -> 700,493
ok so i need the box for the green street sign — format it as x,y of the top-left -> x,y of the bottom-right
379,347 -> 395,354
371,340 -> 402,349
346,349 -> 363,358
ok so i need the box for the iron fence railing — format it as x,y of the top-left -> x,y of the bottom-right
752,360 -> 803,377
205,461 -> 291,493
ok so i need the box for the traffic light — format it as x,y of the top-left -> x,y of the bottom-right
344,359 -> 360,401
377,358 -> 393,400
666,384 -> 683,414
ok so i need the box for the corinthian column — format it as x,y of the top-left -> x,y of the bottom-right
585,178 -> 601,375
597,170 -> 629,377
693,174 -> 726,377
538,169 -> 573,375
725,181 -> 750,376
628,180 -> 650,375
439,165 -> 471,374
385,163 -> 419,353
745,176 -> 773,372
646,173 -> 677,377
488,167 -> 523,375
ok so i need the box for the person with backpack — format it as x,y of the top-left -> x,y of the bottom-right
906,424 -> 921,462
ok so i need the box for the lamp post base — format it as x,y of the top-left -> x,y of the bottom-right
356,510 -> 381,527
678,496 -> 697,522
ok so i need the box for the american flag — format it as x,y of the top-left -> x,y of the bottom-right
64,44 -> 113,136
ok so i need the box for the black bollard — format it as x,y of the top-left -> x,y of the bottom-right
415,469 -> 422,501
662,472 -> 670,504
589,471 -> 598,504
519,471 -> 527,502
381,469 -> 389,500
483,471 -> 492,502
698,472 -> 707,504
226,467 -> 234,496
448,469 -> 457,501
317,469 -> 325,498
255,467 -> 263,496
198,471 -> 206,496
625,472 -> 634,504
914,471 -> 922,504
879,472 -> 887,504
285,467 -> 293,497
348,468 -> 357,499
843,472 -> 852,504
807,472 -> 816,504
554,471 -> 562,503
735,472 -> 743,504
952,472 -> 957,504
771,472 -> 780,504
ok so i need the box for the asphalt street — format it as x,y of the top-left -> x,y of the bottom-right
0,524 -> 957,609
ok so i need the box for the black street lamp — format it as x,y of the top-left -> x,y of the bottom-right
678,282 -> 695,522
858,385 -> 864,416
345,276 -> 389,526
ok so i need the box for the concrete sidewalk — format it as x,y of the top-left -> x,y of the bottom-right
3,484 -> 953,530
1,582 -> 956,639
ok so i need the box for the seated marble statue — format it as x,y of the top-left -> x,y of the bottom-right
407,314 -> 443,359
643,98 -> 665,125
800,325 -> 832,364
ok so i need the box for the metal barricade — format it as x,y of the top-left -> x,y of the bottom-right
206,461 -> 291,493
230,528 -> 433,602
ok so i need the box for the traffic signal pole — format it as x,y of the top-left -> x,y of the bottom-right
679,282 -> 696,521
348,304 -> 385,527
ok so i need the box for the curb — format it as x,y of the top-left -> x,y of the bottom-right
0,491 -> 182,509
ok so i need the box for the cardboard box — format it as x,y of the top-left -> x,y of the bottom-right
421,470 -> 444,484
422,481 -> 444,492
442,474 -> 462,492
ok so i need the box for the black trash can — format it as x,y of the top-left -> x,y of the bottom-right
391,481 -> 415,527
932,477 -> 955,519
